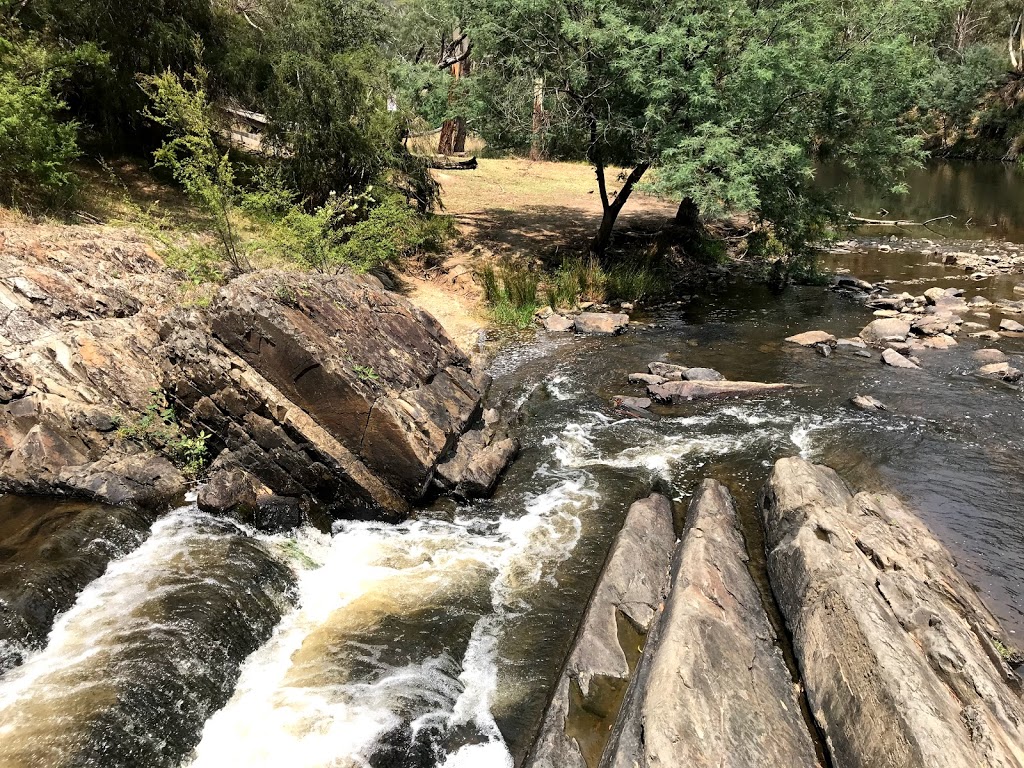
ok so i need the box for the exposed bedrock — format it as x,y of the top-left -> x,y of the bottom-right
761,457 -> 1024,768
525,493 -> 676,768
602,479 -> 820,768
0,225 -> 513,519
162,270 -> 516,522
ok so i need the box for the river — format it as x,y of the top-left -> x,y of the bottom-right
0,163 -> 1022,768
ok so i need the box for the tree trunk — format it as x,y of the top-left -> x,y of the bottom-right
530,76 -> 546,161
590,163 -> 651,257
438,31 -> 471,155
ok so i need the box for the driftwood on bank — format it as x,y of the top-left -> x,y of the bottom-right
425,154 -> 478,170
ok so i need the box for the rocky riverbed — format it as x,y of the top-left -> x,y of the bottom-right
2,220 -> 1024,768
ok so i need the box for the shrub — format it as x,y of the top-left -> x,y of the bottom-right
0,37 -> 79,208
163,241 -> 225,284
606,259 -> 670,303
115,389 -> 210,478
476,263 -> 539,328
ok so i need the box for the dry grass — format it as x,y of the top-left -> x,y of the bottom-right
433,157 -> 676,258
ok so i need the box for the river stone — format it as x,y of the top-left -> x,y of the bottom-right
999,318 -> 1024,332
575,312 -> 629,335
918,334 -> 957,350
525,494 -> 676,768
785,330 -> 836,346
602,480 -> 818,768
613,395 -> 652,411
850,394 -> 887,411
963,322 -> 988,331
628,373 -> 666,386
969,296 -> 993,307
760,457 -> 1024,768
544,313 -> 575,332
1015,284 -> 1024,295
433,425 -> 519,499
860,318 -> 910,345
837,337 -> 867,349
977,362 -> 1024,382
648,362 -> 686,379
648,380 -> 792,402
972,348 -> 1007,365
971,330 -> 1002,340
881,348 -> 919,369
924,287 -> 947,303
681,367 -> 725,381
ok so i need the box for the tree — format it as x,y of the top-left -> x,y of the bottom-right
470,0 -> 937,260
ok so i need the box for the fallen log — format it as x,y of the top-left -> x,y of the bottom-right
425,154 -> 478,170
648,380 -> 793,402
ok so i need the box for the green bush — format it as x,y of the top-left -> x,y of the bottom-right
115,389 -> 210,479
163,241 -> 225,284
0,37 -> 79,208
477,263 -> 539,328
545,257 -> 607,308
606,259 -> 670,303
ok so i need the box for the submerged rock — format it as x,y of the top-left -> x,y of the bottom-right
525,494 -> 676,768
761,457 -> 1024,768
647,362 -> 686,380
602,480 -> 819,768
977,362 -> 1023,383
681,367 -> 725,381
575,312 -> 629,335
850,394 -> 887,411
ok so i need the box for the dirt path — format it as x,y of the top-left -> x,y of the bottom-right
405,158 -> 677,352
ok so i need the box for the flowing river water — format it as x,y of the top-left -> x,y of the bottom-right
1,163 -> 1023,767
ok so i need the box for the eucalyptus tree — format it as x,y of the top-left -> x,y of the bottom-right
468,0 -> 938,260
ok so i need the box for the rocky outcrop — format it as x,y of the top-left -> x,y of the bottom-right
602,480 -> 820,768
761,457 -> 1024,768
0,227 -> 513,520
0,226 -> 187,508
160,271 -> 515,523
526,494 -> 676,768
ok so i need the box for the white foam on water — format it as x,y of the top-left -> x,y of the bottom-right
790,415 -> 826,458
185,476 -> 593,768
439,741 -> 514,768
544,374 -> 577,401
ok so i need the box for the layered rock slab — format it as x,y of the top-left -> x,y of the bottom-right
761,457 -> 1024,768
526,494 -> 676,768
602,479 -> 820,768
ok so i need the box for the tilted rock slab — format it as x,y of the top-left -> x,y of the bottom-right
648,380 -> 792,402
526,494 -> 676,768
761,457 -> 1024,768
602,479 -> 820,768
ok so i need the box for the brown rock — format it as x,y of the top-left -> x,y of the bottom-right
574,312 -> 629,335
544,313 -> 575,332
761,458 -> 1024,768
785,330 -> 836,346
602,480 -> 819,768
860,318 -> 911,345
881,348 -> 919,369
525,494 -> 676,768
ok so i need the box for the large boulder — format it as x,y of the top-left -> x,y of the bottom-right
574,312 -> 629,335
860,318 -> 911,345
525,494 -> 676,768
760,458 -> 1024,768
602,480 -> 819,768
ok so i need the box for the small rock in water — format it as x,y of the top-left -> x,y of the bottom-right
649,361 -> 687,379
855,349 -> 873,358
971,330 -> 1002,340
881,348 -> 920,369
683,367 -> 726,381
1014,284 -> 1024,295
918,334 -> 957,350
860,318 -> 910,345
816,344 -> 832,357
850,394 -> 887,411
628,372 -> 666,385
977,362 -> 1023,382
999,318 -> 1024,332
972,348 -> 1007,365
785,330 -> 836,346
613,395 -> 653,410
836,337 -> 868,349
543,313 -> 574,332
873,309 -> 900,318
574,312 -> 629,335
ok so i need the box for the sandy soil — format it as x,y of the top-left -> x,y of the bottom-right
404,158 -> 677,351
